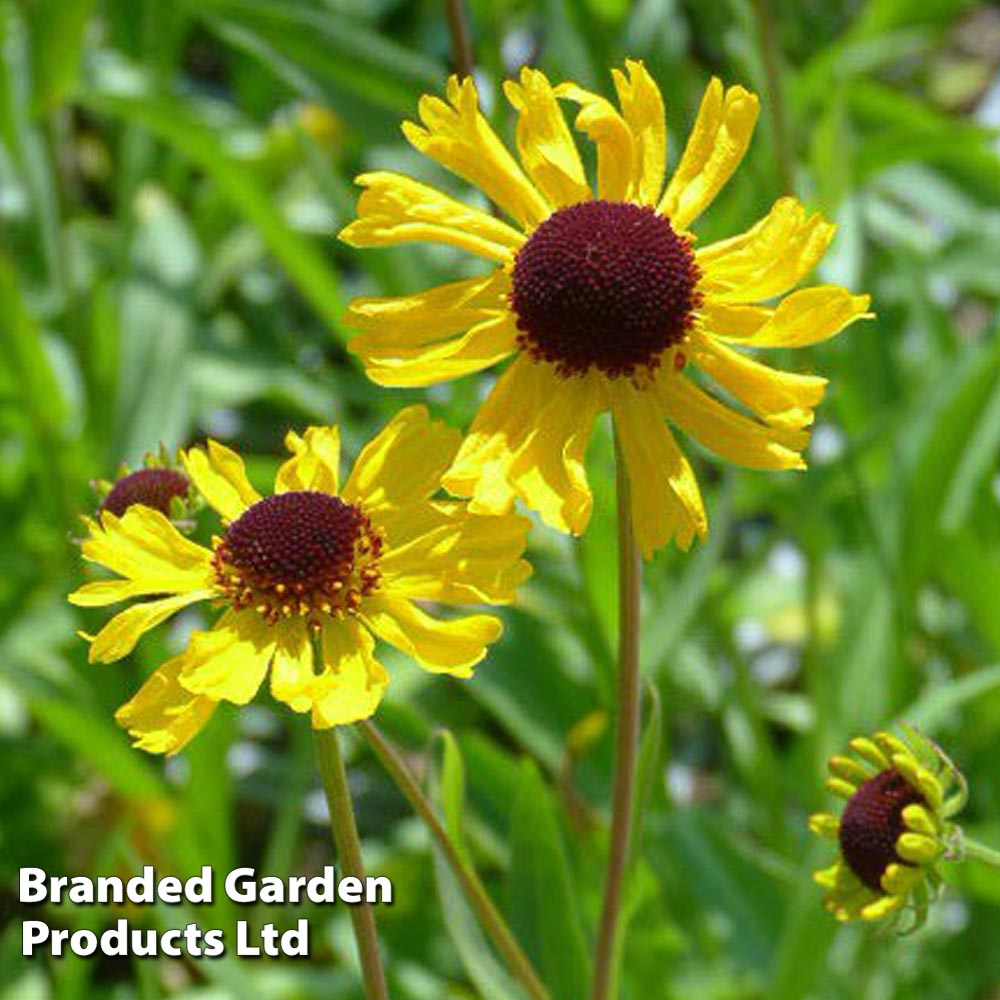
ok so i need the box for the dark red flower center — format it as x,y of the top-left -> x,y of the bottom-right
510,200 -> 701,379
213,491 -> 382,626
839,768 -> 925,892
100,468 -> 190,518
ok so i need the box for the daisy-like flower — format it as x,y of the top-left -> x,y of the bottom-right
339,62 -> 871,556
810,727 -> 966,928
69,407 -> 531,755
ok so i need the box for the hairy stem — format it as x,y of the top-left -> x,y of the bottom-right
589,427 -> 643,1000
314,727 -> 390,1000
444,0 -> 475,79
962,837 -> 1000,870
360,721 -> 553,1000
750,0 -> 795,191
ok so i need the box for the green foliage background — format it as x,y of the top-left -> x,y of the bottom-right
3,0 -> 1000,997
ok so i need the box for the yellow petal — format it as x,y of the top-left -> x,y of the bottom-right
402,75 -> 549,229
504,67 -> 590,208
896,833 -> 940,864
610,382 -> 707,556
178,609 -> 277,705
311,619 -> 389,728
611,59 -> 666,205
444,357 -> 604,533
848,736 -> 891,771
378,500 -> 532,604
72,507 -> 215,601
556,82 -> 633,201
658,78 -> 759,231
339,171 -> 524,262
657,373 -> 809,470
808,813 -> 840,840
344,271 -> 509,346
860,895 -> 905,921
880,863 -> 923,896
902,804 -> 940,837
703,286 -> 873,347
361,593 -> 501,677
342,405 -> 460,513
355,313 -> 519,388
182,441 -> 261,522
276,426 -> 341,496
825,777 -> 858,800
269,619 -> 315,713
690,333 -> 827,430
115,657 -> 218,756
86,590 -> 214,664
697,197 -> 835,302
827,755 -> 872,786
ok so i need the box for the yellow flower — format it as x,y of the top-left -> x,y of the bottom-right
69,406 -> 531,755
339,62 -> 871,557
810,727 -> 966,929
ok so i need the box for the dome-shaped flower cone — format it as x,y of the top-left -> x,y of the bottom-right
809,725 -> 967,931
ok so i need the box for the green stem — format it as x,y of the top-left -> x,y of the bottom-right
750,0 -> 795,192
589,427 -> 642,1000
962,837 -> 1000,870
359,721 -> 554,1000
444,0 -> 475,79
314,728 -> 390,1000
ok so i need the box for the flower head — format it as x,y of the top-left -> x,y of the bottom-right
339,62 -> 871,557
810,727 -> 967,928
69,407 -> 531,755
92,447 -> 198,524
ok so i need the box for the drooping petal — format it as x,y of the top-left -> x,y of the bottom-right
555,83 -> 634,201
115,657 -> 218,756
610,382 -> 707,556
702,286 -> 873,347
378,500 -> 532,603
85,589 -> 214,664
177,609 -> 277,705
72,507 -> 215,602
443,357 -> 604,534
658,78 -> 759,231
696,198 -> 836,302
276,426 -> 341,496
361,593 -> 502,677
504,67 -> 591,208
689,333 -> 827,430
344,271 -> 509,347
658,373 -> 809,470
354,313 -> 519,387
339,172 -> 525,262
182,441 -> 261,522
311,619 -> 389,728
402,75 -> 549,229
343,405 -> 460,513
611,59 -> 667,205
268,618 -> 315,713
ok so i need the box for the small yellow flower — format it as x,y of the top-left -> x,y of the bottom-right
69,407 -> 531,755
339,61 -> 871,557
810,726 -> 967,928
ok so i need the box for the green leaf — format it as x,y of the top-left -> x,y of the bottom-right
29,0 -> 97,113
903,336 -> 1000,578
429,736 -> 530,1000
80,86 -> 346,338
189,0 -> 442,115
506,760 -> 590,1000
